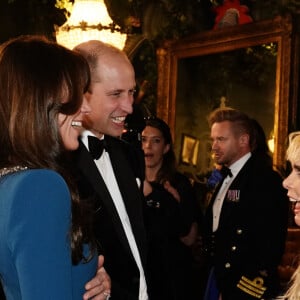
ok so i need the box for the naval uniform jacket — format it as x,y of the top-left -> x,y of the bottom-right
74,135 -> 148,300
203,153 -> 288,300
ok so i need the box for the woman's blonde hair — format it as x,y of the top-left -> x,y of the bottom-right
284,132 -> 300,299
286,132 -> 300,165
285,264 -> 300,299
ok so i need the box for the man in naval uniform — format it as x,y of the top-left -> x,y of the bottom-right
203,107 -> 288,300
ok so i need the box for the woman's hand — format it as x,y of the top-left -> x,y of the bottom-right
163,181 -> 180,202
180,222 -> 198,246
83,255 -> 111,300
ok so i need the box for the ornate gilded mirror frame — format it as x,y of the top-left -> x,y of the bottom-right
156,15 -> 298,172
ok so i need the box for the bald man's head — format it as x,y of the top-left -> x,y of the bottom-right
73,40 -> 136,137
74,40 -> 131,82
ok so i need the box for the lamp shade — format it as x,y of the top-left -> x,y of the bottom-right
56,0 -> 127,50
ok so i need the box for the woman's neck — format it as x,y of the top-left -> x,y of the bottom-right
146,166 -> 160,182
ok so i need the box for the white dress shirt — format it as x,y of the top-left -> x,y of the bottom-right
81,131 -> 148,300
212,152 -> 251,232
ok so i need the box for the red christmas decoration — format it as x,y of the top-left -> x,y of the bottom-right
212,0 -> 253,29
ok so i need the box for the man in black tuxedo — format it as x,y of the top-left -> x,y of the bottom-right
203,107 -> 288,300
73,41 -> 149,300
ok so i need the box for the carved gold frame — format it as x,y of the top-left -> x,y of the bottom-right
156,15 -> 299,171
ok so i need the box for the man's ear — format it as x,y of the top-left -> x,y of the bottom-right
240,133 -> 250,146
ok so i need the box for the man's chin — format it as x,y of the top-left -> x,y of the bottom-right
106,129 -> 124,138
215,159 -> 223,165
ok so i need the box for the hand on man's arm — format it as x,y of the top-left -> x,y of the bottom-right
83,255 -> 111,300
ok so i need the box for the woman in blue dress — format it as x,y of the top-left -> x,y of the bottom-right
0,35 -> 110,300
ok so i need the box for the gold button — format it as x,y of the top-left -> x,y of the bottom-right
225,263 -> 231,268
231,246 -> 237,251
236,229 -> 242,234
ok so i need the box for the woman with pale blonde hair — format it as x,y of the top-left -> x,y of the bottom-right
283,132 -> 300,299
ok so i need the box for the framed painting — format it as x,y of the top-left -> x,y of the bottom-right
156,15 -> 299,175
180,134 -> 200,166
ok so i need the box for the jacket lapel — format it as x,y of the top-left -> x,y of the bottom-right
76,141 -> 133,256
218,158 -> 252,228
106,137 -> 148,266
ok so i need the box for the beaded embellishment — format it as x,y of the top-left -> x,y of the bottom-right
0,166 -> 28,177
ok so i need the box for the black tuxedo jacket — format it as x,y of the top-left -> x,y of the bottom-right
74,135 -> 148,300
203,154 -> 289,300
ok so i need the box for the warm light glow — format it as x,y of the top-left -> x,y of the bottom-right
56,0 -> 127,50
268,135 -> 275,153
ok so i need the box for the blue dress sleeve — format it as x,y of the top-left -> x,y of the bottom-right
7,170 -> 74,299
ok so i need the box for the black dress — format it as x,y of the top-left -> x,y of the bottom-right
144,172 -> 197,300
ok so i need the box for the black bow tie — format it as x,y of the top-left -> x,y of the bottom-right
88,136 -> 106,160
220,166 -> 233,178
